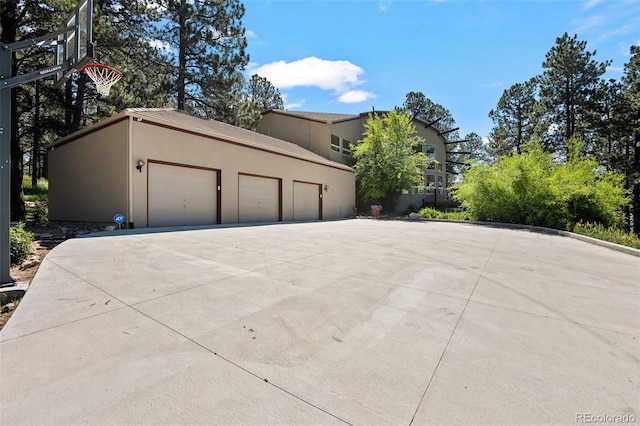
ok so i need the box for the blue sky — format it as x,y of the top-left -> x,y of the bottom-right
242,0 -> 640,139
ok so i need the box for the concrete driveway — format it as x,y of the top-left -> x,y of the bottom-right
1,219 -> 638,425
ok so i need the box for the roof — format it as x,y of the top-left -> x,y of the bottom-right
263,109 -> 447,135
262,109 -> 360,124
50,108 -> 353,172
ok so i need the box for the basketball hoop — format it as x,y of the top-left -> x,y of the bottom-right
83,63 -> 123,96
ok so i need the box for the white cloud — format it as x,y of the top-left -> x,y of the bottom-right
285,100 -> 305,109
247,57 -> 365,93
281,93 -> 304,110
583,0 -> 604,10
379,1 -> 392,12
246,29 -> 257,39
338,90 -> 376,104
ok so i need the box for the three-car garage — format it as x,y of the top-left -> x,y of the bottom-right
48,108 -> 355,228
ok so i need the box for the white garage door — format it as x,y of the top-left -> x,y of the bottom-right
293,181 -> 321,221
238,174 -> 280,223
148,162 -> 217,227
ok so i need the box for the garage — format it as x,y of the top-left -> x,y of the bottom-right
238,174 -> 281,223
293,181 -> 321,221
48,109 -> 355,227
148,161 -> 219,227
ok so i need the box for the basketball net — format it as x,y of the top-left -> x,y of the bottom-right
83,63 -> 123,96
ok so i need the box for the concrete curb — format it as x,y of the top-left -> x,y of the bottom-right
403,217 -> 640,257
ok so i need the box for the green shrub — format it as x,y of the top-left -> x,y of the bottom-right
10,223 -> 34,265
454,139 -> 628,230
573,222 -> 640,249
34,201 -> 49,223
419,207 -> 469,221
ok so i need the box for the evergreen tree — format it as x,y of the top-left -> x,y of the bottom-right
538,33 -> 611,155
402,91 -> 470,180
156,0 -> 248,120
0,0 -> 73,220
621,45 -> 640,234
247,74 -> 284,113
402,91 -> 458,138
488,79 -> 539,157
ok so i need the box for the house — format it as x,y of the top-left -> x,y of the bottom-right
48,108 -> 355,228
257,110 -> 450,212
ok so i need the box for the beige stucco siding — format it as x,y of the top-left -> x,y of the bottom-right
329,119 -> 362,164
258,114 -> 330,158
48,119 -> 129,222
131,120 -> 354,227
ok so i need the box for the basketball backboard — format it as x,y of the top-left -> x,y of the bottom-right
53,0 -> 94,87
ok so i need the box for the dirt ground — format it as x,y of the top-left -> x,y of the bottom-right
1,221 -> 107,331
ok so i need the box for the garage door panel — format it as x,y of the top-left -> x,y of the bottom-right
293,182 -> 320,221
149,163 -> 217,227
239,175 -> 280,223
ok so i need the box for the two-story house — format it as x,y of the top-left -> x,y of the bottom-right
258,109 -> 449,213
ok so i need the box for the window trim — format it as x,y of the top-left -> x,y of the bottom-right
330,134 -> 340,152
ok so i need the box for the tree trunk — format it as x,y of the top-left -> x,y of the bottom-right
32,80 -> 40,187
177,3 -> 187,110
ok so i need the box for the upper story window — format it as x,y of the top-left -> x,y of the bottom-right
342,139 -> 352,156
425,144 -> 436,169
331,134 -> 340,152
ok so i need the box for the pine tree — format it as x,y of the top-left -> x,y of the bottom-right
156,0 -> 248,120
488,79 -> 539,157
538,33 -> 611,156
621,46 -> 640,234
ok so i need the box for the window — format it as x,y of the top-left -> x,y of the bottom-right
414,143 -> 424,154
342,139 -> 351,156
425,175 -> 436,191
425,144 -> 436,169
438,176 -> 444,194
331,134 -> 340,152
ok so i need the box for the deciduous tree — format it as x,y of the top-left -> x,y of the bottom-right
353,110 -> 430,211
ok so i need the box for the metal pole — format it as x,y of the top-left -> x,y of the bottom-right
1,46 -> 13,285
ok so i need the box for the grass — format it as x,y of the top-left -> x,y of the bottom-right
573,222 -> 640,250
22,176 -> 49,202
22,176 -> 49,222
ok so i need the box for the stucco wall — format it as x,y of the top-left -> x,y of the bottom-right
130,120 -> 355,227
48,119 -> 129,222
258,114 -> 330,158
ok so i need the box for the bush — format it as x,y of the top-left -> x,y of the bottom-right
419,207 -> 470,221
10,223 -> 34,265
34,201 -> 49,223
573,222 -> 640,249
453,139 -> 628,230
